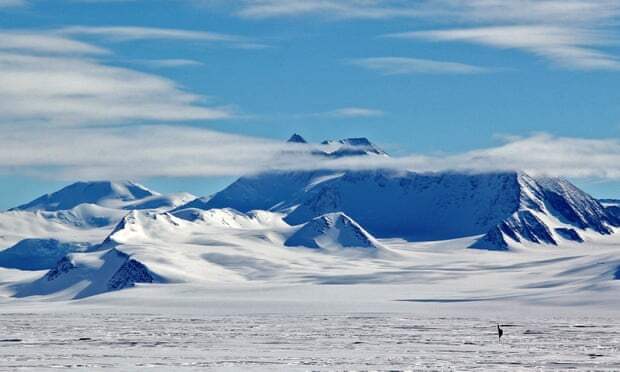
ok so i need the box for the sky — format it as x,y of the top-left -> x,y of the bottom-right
1,0 -> 620,209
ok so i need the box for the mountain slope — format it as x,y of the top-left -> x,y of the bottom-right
174,135 -> 387,213
11,248 -> 156,299
471,176 -> 618,250
185,156 -> 617,247
0,239 -> 91,270
11,181 -> 156,212
285,212 -> 383,252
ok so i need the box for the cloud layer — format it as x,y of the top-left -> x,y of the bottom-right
0,31 -> 231,125
2,126 -> 620,182
351,57 -> 489,75
214,0 -> 620,71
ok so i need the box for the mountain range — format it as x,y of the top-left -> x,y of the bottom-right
1,134 -> 619,299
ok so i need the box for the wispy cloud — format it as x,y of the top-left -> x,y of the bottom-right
0,0 -> 24,8
268,107 -> 386,120
0,30 -> 231,125
351,57 -> 490,75
57,25 -> 269,49
325,107 -> 384,118
387,26 -> 620,70
0,31 -> 109,55
58,25 -> 240,42
3,126 -> 620,182
213,0 -> 620,71
223,0 -> 620,23
134,59 -> 205,68
235,0 -> 422,19
0,124 -> 291,179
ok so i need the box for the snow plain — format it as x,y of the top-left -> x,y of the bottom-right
2,230 -> 620,370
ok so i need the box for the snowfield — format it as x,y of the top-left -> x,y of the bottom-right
2,138 -> 620,370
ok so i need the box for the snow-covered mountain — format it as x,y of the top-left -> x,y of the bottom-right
11,248 -> 156,299
11,181 -> 194,213
0,238 -> 91,270
320,137 -> 388,157
11,181 -> 155,211
285,212 -> 384,253
185,168 -> 617,249
2,135 -> 620,300
0,181 -> 195,275
176,136 -> 618,250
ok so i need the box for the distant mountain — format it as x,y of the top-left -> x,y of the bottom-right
12,248 -> 156,299
175,135 -> 387,213
472,176 -> 618,250
0,238 -> 91,270
287,133 -> 307,144
320,137 -> 388,157
11,181 -> 155,212
175,136 -> 619,250
285,212 -> 383,252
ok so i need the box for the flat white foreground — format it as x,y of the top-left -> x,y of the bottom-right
1,282 -> 620,371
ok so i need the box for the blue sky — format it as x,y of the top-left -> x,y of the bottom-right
1,0 -> 620,208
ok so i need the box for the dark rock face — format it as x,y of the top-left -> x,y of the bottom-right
604,205 -> 620,221
107,258 -> 154,291
287,133 -> 307,144
554,228 -> 584,242
543,190 -> 612,234
472,176 -> 619,250
45,257 -> 75,281
469,226 -> 509,251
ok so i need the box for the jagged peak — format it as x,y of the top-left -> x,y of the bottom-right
285,212 -> 380,250
320,137 -> 387,157
287,133 -> 307,144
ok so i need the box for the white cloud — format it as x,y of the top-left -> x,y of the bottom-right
0,0 -> 24,8
0,31 -> 231,125
215,0 -> 620,71
135,59 -> 205,68
351,57 -> 489,74
225,0 -> 620,23
58,25 -> 241,42
0,52 -> 230,124
235,0 -> 422,19
0,32 -> 108,55
326,107 -> 384,118
387,26 -> 620,70
57,25 -> 268,49
0,124 -> 302,179
3,126 -> 620,182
